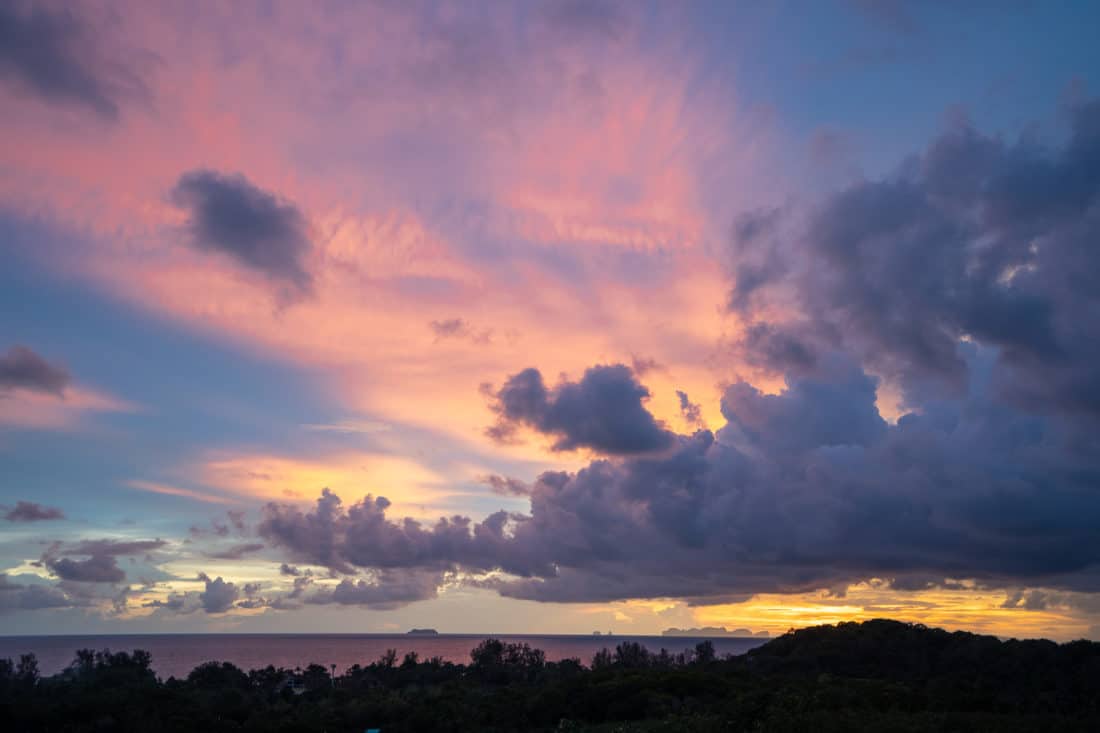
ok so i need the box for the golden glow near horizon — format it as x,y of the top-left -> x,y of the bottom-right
692,582 -> 1098,641
71,574 -> 1100,642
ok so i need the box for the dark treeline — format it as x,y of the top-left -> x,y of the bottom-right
2,619 -> 1099,732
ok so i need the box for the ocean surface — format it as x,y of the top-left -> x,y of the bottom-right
0,634 -> 768,679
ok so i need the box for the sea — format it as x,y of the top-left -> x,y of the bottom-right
0,634 -> 768,679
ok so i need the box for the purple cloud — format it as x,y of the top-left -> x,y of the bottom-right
170,170 -> 313,299
486,364 -> 674,454
5,500 -> 65,522
198,574 -> 239,614
0,3 -> 139,119
0,346 -> 69,396
45,554 -> 125,584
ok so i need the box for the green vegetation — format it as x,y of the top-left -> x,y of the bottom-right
2,620 -> 1098,731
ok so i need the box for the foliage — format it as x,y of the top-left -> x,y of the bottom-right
1,619 -> 1098,731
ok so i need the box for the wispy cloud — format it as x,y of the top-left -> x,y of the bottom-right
126,480 -> 237,506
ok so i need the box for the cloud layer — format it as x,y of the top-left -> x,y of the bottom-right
257,343 -> 1100,605
252,99 -> 1100,607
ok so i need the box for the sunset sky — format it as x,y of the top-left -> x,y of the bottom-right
2,0 -> 1100,641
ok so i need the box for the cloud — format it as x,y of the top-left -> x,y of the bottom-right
0,575 -> 75,612
0,3 -> 139,119
429,318 -> 492,344
305,570 -> 443,610
170,170 -> 313,299
198,574 -> 240,614
4,500 -> 65,522
258,489 -> 544,580
64,539 -> 166,557
204,542 -> 264,560
41,538 -> 167,584
45,554 -> 125,583
0,345 -> 69,396
729,100 -> 1100,420
1002,589 -> 1050,611
676,390 -> 703,428
629,356 -> 664,376
128,480 -> 237,506
737,322 -> 819,375
486,364 -> 675,454
479,474 -> 531,497
142,593 -> 191,613
720,355 -> 887,452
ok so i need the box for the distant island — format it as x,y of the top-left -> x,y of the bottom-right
662,626 -> 769,638
406,628 -> 439,635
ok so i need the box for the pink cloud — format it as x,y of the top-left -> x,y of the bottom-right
0,1 -> 785,458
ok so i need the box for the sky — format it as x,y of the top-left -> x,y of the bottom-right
1,0 -> 1099,641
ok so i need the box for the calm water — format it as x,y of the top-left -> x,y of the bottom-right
0,634 -> 767,678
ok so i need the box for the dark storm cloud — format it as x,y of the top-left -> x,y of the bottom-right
170,170 -> 313,298
0,2 -> 140,119
727,207 -> 789,313
486,364 -> 674,454
198,574 -> 239,614
0,345 -> 70,396
730,100 -> 1100,418
737,322 -> 819,375
5,500 -> 65,522
720,356 -> 887,453
45,554 -> 125,583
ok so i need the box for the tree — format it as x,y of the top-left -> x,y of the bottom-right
15,654 -> 38,686
471,638 -> 505,669
591,648 -> 613,670
613,641 -> 650,668
694,640 -> 716,664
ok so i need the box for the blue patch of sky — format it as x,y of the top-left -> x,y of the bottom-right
688,0 -> 1099,179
